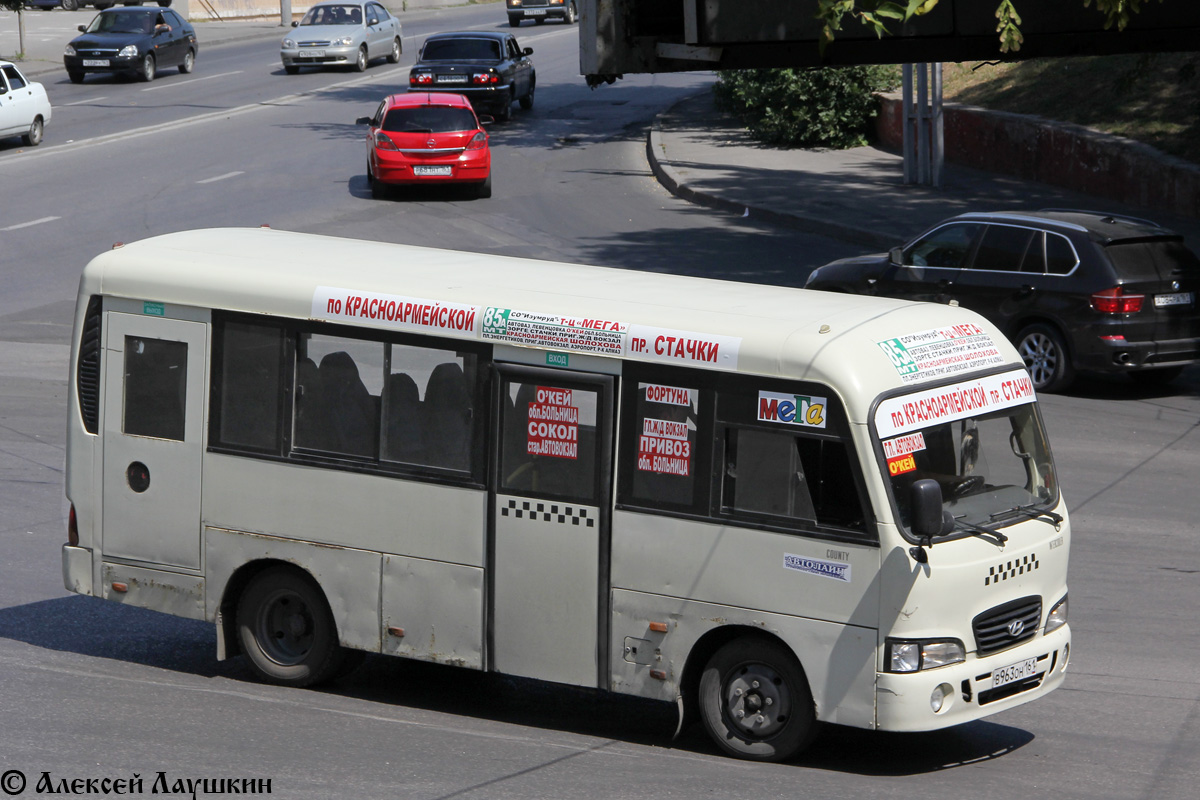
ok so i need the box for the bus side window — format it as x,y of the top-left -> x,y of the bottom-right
630,382 -> 701,508
382,344 -> 479,472
123,336 -> 187,441
722,428 -> 817,521
215,322 -> 284,451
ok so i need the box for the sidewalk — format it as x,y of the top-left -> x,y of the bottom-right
648,91 -> 1200,254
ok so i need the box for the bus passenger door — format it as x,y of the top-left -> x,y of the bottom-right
101,313 -> 207,571
490,365 -> 614,688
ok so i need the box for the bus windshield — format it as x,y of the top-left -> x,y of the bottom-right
875,369 -> 1058,534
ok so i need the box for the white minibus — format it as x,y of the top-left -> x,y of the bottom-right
62,228 -> 1070,761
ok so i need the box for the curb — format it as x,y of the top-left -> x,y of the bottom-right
646,96 -> 897,251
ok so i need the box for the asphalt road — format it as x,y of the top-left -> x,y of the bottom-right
1,5 -> 1198,799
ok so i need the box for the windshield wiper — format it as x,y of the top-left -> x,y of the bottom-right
950,516 -> 1008,547
991,503 -> 1062,528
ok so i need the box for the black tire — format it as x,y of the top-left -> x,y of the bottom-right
476,172 -> 492,199
22,117 -> 44,147
1016,323 -> 1074,392
179,48 -> 194,74
62,0 -> 79,10
698,638 -> 818,762
237,566 -> 345,687
1131,365 -> 1184,387
354,45 -> 368,73
518,78 -> 534,110
495,90 -> 513,123
284,64 -> 300,75
67,69 -> 85,84
387,38 -> 401,64
138,52 -> 155,82
368,161 -> 388,199
564,1 -> 577,24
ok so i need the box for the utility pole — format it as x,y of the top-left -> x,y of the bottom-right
901,63 -> 944,188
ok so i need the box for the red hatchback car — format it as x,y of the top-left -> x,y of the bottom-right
357,92 -> 492,199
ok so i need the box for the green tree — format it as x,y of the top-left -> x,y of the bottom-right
815,0 -> 1162,54
1,1 -> 29,61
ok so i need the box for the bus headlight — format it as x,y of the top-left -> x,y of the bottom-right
1045,595 -> 1068,635
886,638 -> 965,673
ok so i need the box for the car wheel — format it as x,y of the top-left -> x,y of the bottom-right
699,638 -> 819,762
368,161 -> 388,199
1131,366 -> 1185,387
519,78 -> 535,110
284,64 -> 300,75
237,566 -> 345,688
387,38 -> 402,64
354,45 -> 368,73
179,49 -> 194,74
476,172 -> 492,199
138,52 -> 156,82
565,1 -> 577,24
67,69 -> 85,84
22,117 -> 44,147
495,90 -> 514,123
1017,323 -> 1074,393
62,0 -> 79,10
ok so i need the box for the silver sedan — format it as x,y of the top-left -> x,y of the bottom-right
280,0 -> 403,74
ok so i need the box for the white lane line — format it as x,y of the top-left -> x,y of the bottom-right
141,69 -> 244,92
63,96 -> 107,106
196,171 -> 244,184
1,217 -> 61,232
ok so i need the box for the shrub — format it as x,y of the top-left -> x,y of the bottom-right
714,66 -> 900,148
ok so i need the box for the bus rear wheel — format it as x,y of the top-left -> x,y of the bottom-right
698,638 -> 818,761
237,566 -> 344,688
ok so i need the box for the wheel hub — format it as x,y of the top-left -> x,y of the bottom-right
724,665 -> 790,738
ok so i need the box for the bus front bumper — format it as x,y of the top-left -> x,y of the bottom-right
876,625 -> 1071,731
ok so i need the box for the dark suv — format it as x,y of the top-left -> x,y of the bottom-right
804,210 -> 1200,391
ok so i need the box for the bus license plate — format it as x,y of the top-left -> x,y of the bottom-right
82,59 -> 110,67
1154,291 -> 1194,308
991,657 -> 1039,688
414,166 -> 453,177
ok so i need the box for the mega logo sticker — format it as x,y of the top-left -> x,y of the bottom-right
758,391 -> 827,428
783,553 -> 851,583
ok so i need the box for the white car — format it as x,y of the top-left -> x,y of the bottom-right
0,61 -> 51,147
280,1 -> 402,74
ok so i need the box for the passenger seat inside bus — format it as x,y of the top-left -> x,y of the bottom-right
422,362 -> 472,470
384,372 -> 423,463
315,351 -> 378,457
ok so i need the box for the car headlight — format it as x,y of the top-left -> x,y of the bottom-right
1045,595 -> 1068,635
118,45 -> 139,58
283,38 -> 296,49
804,268 -> 820,286
886,638 -> 965,673
334,36 -> 354,46
65,44 -> 76,57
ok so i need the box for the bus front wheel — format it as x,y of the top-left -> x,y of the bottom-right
698,638 -> 818,761
237,566 -> 345,688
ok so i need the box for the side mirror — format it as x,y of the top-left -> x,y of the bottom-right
355,116 -> 372,125
889,246 -> 904,265
368,17 -> 379,26
523,47 -> 533,56
909,479 -> 952,539
291,21 -> 299,28
78,25 -> 87,32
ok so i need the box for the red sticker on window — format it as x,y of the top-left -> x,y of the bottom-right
637,416 -> 691,476
527,386 -> 578,459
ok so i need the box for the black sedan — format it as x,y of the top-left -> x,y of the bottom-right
408,31 -> 534,122
64,6 -> 197,83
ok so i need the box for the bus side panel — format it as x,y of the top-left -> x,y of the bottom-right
100,562 -> 205,620
202,453 -> 486,568
381,555 -> 484,669
611,511 -> 881,629
610,589 -> 878,729
204,527 -> 383,654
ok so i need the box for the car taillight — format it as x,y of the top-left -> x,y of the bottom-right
373,132 -> 399,151
472,71 -> 499,85
1091,286 -> 1144,314
68,504 -> 79,547
466,131 -> 488,150
410,72 -> 433,86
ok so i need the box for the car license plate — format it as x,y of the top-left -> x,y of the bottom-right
527,8 -> 546,14
82,59 -> 109,67
437,75 -> 467,84
298,50 -> 325,58
991,657 -> 1039,689
414,166 -> 453,177
1154,291 -> 1194,308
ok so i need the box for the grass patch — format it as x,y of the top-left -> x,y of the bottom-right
942,53 -> 1200,165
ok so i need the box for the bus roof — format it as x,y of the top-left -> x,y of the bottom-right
80,227 -> 1025,423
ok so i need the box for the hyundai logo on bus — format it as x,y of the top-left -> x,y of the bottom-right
757,391 -> 827,428
1008,619 -> 1026,637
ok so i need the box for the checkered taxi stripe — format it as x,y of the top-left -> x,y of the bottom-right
985,554 -> 1039,586
501,499 -> 595,527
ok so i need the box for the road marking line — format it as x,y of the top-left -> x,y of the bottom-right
141,69 -> 244,92
196,171 -> 244,184
1,217 -> 60,231
63,96 -> 107,106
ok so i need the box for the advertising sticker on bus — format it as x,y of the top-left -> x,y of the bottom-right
758,391 -> 827,429
527,386 -> 579,459
882,432 -> 926,476
877,324 -> 1005,385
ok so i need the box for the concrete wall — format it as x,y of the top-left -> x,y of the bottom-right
875,92 -> 1200,220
